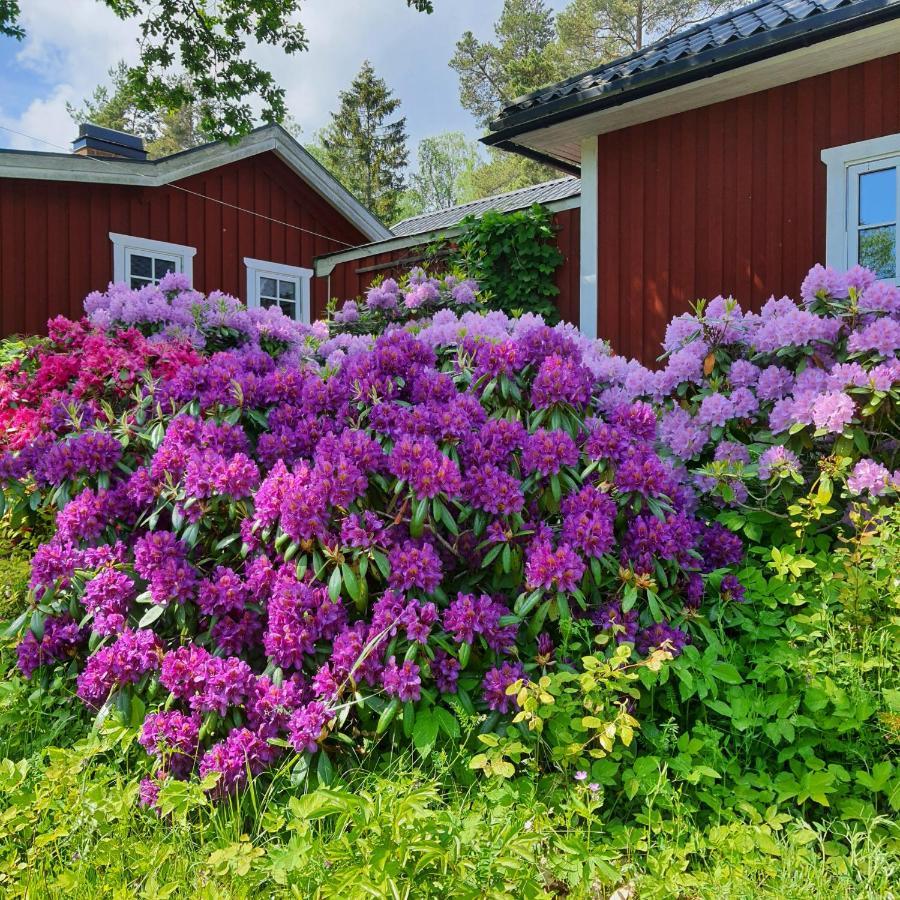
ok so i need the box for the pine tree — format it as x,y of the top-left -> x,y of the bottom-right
67,61 -> 212,159
320,61 -> 409,225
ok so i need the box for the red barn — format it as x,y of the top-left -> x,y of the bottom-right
0,123 -> 391,336
484,0 -> 900,362
314,178 -> 583,325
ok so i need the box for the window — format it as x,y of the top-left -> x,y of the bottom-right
244,258 -> 312,323
110,233 -> 197,289
822,135 -> 900,284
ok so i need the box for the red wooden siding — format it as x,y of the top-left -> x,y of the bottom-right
596,52 -> 900,362
0,151 -> 368,336
321,205 -> 582,323
553,206 -> 581,327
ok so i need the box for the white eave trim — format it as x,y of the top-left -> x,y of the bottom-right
314,192 -> 582,277
0,125 -> 392,244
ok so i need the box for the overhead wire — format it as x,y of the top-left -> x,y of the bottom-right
0,124 -> 361,248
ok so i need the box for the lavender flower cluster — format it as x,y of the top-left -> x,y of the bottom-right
589,265 -> 900,507
85,273 -> 324,356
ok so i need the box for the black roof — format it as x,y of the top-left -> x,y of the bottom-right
391,177 -> 580,236
486,0 -> 900,150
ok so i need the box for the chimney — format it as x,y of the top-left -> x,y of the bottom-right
72,123 -> 147,161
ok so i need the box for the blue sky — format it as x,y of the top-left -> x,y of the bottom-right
0,0 -> 569,158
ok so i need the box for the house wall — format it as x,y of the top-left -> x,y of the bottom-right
0,150 -> 368,336
595,52 -> 900,363
320,205 -> 582,325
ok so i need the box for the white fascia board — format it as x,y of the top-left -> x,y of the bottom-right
0,125 -> 392,244
314,193 -> 582,278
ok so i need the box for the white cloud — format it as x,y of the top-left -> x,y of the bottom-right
0,84 -> 79,151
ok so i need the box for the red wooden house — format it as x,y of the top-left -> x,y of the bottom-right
314,177 -> 583,325
0,123 -> 391,335
484,0 -> 900,361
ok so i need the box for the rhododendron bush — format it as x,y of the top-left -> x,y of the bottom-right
0,276 -> 747,804
589,264 -> 900,521
1,263 -> 896,805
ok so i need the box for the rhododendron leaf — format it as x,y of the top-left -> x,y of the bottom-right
315,753 -> 335,787
138,605 -> 165,628
433,707 -> 460,740
342,564 -> 360,603
410,498 -> 428,538
327,567 -> 342,603
372,552 -> 390,581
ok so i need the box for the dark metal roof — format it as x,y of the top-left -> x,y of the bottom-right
391,177 -> 581,236
486,0 -> 900,148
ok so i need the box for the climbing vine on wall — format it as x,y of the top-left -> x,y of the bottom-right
454,204 -> 563,321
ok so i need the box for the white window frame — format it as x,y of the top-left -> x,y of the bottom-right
244,258 -> 312,324
821,134 -> 900,285
109,232 -> 197,288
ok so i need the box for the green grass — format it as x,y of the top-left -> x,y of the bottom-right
0,518 -> 897,899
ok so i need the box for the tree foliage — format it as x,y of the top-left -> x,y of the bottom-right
449,0 -> 741,195
458,150 -> 557,208
450,0 -> 559,128
320,61 -> 410,226
67,62 -> 212,159
1,0 -> 432,140
402,132 -> 484,216
451,0 -> 742,128
556,0 -> 742,63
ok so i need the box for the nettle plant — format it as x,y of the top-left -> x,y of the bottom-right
591,264 -> 900,535
2,284 -> 746,805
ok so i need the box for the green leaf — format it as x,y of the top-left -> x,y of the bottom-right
137,604 -> 165,628
328,566 -> 342,602
710,662 -> 743,685
412,710 -> 439,758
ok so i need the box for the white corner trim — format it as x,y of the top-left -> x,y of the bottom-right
244,257 -> 313,324
821,132 -> 900,270
578,136 -> 598,340
109,232 -> 196,283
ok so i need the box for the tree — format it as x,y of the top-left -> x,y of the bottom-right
450,0 -> 559,128
555,0 -> 742,65
320,61 -> 409,226
458,150 -> 557,204
404,132 -> 484,215
67,61 -> 212,159
1,0 -> 432,140
450,0 -> 741,197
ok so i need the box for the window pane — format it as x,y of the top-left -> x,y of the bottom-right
278,301 -> 296,320
155,257 -> 176,280
130,254 -> 153,279
859,168 -> 897,226
259,277 -> 278,299
278,280 -> 296,301
859,225 -> 897,279
260,296 -> 278,311
131,277 -> 152,290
